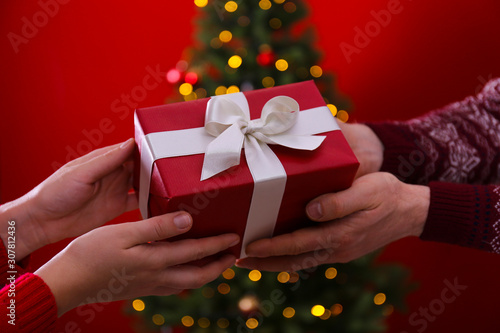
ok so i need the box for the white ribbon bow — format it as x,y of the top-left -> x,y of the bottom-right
201,95 -> 327,180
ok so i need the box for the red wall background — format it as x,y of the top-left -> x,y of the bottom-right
1,1 -> 500,332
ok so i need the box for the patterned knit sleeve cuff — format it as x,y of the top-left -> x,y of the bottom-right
365,122 -> 424,182
420,182 -> 500,253
8,273 -> 57,332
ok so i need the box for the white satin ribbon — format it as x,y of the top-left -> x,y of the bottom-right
138,92 -> 340,257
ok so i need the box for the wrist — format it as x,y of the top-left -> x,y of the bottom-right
0,193 -> 48,260
403,183 -> 430,237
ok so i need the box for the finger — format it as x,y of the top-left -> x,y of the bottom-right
119,212 -> 193,247
149,233 -> 240,266
236,249 -> 334,272
125,191 -> 138,212
75,138 -> 135,183
306,177 -> 378,222
244,223 -> 341,258
159,254 -> 236,290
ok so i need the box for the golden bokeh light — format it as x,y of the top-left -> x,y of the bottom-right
246,318 -> 259,329
275,59 -> 289,71
132,299 -> 145,312
219,30 -> 233,43
225,1 -> 238,12
215,86 -> 227,95
198,317 -> 210,328
331,303 -> 343,316
325,267 -> 338,279
269,18 -> 282,29
179,83 -> 193,96
327,104 -> 338,117
194,0 -> 208,7
217,283 -> 231,295
374,293 -> 387,305
311,305 -> 326,317
277,272 -> 290,283
336,110 -> 349,123
228,55 -> 243,68
217,318 -> 230,328
283,307 -> 295,318
248,270 -> 262,282
262,76 -> 275,88
152,314 -> 165,326
182,316 -> 195,327
284,2 -> 297,13
310,65 -> 323,78
227,85 -> 240,94
222,268 -> 235,280
259,0 -> 272,10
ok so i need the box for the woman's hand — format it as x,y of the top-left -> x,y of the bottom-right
0,139 -> 137,260
338,122 -> 384,178
35,211 -> 240,316
237,172 -> 429,272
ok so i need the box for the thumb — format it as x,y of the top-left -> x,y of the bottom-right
119,212 -> 193,247
76,138 -> 135,183
306,175 -> 379,222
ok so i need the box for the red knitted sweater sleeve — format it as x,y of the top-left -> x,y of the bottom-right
0,241 -> 57,332
366,78 -> 500,253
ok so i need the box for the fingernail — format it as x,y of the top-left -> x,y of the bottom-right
307,202 -> 323,220
173,213 -> 192,229
120,138 -> 133,149
229,235 -> 240,247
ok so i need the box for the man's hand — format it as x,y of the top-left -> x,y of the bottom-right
237,173 -> 429,272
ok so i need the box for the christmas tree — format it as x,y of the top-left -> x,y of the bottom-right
128,1 -> 413,332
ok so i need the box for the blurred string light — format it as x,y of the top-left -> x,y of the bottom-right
282,307 -> 295,318
277,272 -> 290,283
227,85 -> 240,94
238,295 -> 259,312
336,110 -> 349,123
215,85 -> 227,95
217,318 -> 230,328
222,268 -> 235,279
194,0 -> 208,8
259,0 -> 272,10
311,305 -> 326,317
166,69 -> 181,84
262,76 -> 275,88
182,316 -> 195,327
225,1 -> 238,12
246,318 -> 259,329
248,270 -> 262,282
320,309 -> 332,320
228,55 -> 243,68
132,299 -> 145,312
152,314 -> 165,326
310,65 -> 323,78
179,83 -> 193,96
184,72 -> 198,84
219,30 -> 232,43
325,267 -> 338,279
284,2 -> 297,13
274,0 -> 286,3
217,283 -> 231,295
374,293 -> 387,305
269,18 -> 282,29
275,59 -> 288,71
331,304 -> 343,316
198,317 -> 210,328
327,104 -> 338,117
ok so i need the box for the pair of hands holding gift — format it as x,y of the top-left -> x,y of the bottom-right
0,139 -> 239,316
237,122 -> 430,271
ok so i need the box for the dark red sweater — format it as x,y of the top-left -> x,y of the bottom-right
0,241 -> 57,332
367,78 -> 500,252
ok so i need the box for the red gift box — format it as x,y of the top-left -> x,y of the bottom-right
134,81 -> 359,258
